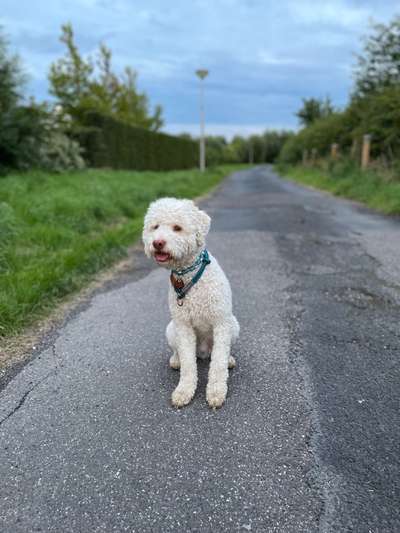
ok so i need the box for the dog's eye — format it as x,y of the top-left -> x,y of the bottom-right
173,225 -> 182,232
153,224 -> 159,230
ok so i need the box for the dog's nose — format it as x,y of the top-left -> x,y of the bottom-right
153,239 -> 166,250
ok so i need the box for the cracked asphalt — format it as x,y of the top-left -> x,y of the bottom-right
1,166 -> 399,532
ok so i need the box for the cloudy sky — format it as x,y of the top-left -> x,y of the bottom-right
1,0 -> 399,138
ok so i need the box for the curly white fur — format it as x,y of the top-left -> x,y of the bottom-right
142,197 -> 239,408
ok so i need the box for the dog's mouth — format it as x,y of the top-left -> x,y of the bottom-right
154,251 -> 171,264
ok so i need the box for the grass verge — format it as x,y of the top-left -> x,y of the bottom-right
0,165 -> 244,338
277,161 -> 400,216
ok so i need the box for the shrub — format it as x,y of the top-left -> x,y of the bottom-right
36,130 -> 85,172
349,87 -> 400,162
279,111 -> 354,164
7,104 -> 86,173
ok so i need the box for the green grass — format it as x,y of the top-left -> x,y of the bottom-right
277,161 -> 400,216
0,165 -> 243,338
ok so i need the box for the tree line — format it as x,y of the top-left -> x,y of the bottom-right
280,15 -> 400,168
181,131 -> 292,166
0,23 -> 164,174
3,15 -> 397,174
0,21 -> 292,174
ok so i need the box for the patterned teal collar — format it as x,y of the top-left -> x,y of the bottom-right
172,249 -> 208,277
170,249 -> 211,305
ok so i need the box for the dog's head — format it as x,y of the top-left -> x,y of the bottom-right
142,197 -> 211,268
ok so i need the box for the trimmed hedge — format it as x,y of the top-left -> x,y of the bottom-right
79,112 -> 198,170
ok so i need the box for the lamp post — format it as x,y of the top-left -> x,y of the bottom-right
195,69 -> 209,172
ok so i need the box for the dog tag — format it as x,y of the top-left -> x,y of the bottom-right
175,278 -> 184,289
177,298 -> 184,306
170,274 -> 185,290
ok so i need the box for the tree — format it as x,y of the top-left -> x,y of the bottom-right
0,28 -> 30,170
263,130 -> 293,163
48,24 -> 93,117
178,133 -> 193,141
296,97 -> 334,127
0,31 -> 23,112
230,136 -> 249,162
354,16 -> 400,97
348,86 -> 400,161
205,135 -> 228,166
112,66 -> 163,131
49,23 -> 163,131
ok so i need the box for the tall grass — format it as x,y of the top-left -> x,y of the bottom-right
0,165 -> 239,337
277,160 -> 400,215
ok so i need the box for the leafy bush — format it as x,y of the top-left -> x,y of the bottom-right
37,130 -> 85,172
278,134 -> 304,165
3,104 -> 86,173
279,112 -> 354,164
349,87 -> 400,162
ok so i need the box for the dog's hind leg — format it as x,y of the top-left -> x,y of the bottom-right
228,316 -> 240,369
166,321 -> 180,370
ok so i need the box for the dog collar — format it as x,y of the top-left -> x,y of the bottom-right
170,249 -> 211,306
171,250 -> 207,277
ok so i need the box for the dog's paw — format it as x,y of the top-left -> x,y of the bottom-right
169,354 -> 180,370
171,385 -> 195,408
206,382 -> 227,409
228,356 -> 236,369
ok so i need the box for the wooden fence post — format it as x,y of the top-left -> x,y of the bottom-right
330,143 -> 338,160
361,134 -> 371,170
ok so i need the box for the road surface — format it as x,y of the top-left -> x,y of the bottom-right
0,166 -> 399,532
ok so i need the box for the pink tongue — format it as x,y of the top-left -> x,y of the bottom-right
156,252 -> 169,261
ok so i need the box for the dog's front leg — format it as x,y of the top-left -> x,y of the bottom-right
171,324 -> 197,408
206,324 -> 231,408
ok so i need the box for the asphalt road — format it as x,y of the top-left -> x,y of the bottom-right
1,166 -> 399,532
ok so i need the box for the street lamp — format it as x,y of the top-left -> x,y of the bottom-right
195,69 -> 209,172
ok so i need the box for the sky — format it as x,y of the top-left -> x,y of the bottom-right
1,0 -> 399,139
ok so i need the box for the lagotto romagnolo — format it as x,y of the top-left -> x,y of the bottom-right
142,197 -> 239,408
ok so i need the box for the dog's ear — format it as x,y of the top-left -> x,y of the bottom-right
195,207 -> 211,246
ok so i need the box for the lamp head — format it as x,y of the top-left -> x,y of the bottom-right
195,69 -> 209,80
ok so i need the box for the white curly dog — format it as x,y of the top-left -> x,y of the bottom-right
142,197 -> 239,408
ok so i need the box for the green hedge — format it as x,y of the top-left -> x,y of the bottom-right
79,112 -> 198,170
